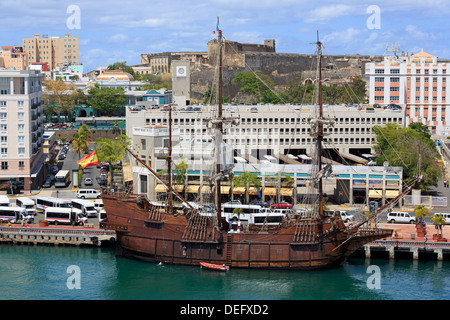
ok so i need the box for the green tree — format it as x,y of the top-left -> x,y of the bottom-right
413,205 -> 430,224
373,123 -> 442,188
87,86 -> 126,116
233,171 -> 261,204
107,61 -> 137,79
174,159 -> 187,186
232,71 -> 280,103
72,124 -> 91,159
94,134 -> 130,187
43,79 -> 78,122
432,213 -> 445,237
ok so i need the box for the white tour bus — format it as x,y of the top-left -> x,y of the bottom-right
0,207 -> 28,223
90,200 -> 104,212
0,195 -> 9,207
54,170 -> 70,188
44,207 -> 87,225
222,203 -> 285,226
15,197 -> 36,216
35,197 -> 71,212
71,199 -> 98,218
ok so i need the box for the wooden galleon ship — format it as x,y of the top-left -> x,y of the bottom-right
100,27 -> 420,270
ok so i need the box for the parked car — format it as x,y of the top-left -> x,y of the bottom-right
339,211 -> 355,223
58,153 -> 66,160
373,103 -> 382,108
272,201 -> 293,209
84,177 -> 93,186
250,200 -> 269,207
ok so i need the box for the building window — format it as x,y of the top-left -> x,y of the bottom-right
375,69 -> 384,74
0,136 -> 6,142
1,148 -> 7,155
390,69 -> 400,74
18,161 -> 24,168
375,77 -> 384,82
390,77 -> 400,82
1,162 -> 7,170
18,147 -> 25,155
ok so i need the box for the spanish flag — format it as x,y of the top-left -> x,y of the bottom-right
77,150 -> 99,169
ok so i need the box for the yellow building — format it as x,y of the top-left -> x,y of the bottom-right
22,34 -> 79,70
0,46 -> 29,70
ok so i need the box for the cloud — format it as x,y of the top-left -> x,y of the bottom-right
405,24 -> 441,41
107,33 -> 128,43
303,4 -> 355,24
322,28 -> 362,46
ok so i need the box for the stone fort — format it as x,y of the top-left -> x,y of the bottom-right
138,39 -> 385,101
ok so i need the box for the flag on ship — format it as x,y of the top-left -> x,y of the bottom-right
77,150 -> 99,169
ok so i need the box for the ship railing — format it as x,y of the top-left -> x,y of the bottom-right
0,226 -> 116,236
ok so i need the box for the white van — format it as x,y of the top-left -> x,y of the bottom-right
76,189 -> 101,199
44,207 -> 87,225
387,211 -> 416,224
71,199 -> 98,218
433,213 -> 450,225
15,197 -> 36,216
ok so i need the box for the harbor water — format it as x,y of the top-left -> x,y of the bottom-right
1,244 -> 450,301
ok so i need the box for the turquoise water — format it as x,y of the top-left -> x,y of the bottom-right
0,244 -> 449,300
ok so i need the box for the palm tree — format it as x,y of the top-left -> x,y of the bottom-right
432,213 -> 445,237
233,171 -> 260,204
414,205 -> 430,224
72,124 -> 91,159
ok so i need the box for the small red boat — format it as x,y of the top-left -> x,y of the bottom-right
200,262 -> 230,271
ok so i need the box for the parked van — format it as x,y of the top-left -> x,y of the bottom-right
76,189 -> 101,199
44,207 -> 87,226
433,213 -> 450,225
387,211 -> 416,224
71,199 -> 98,218
15,197 -> 36,217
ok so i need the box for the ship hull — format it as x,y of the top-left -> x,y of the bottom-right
101,195 -> 392,270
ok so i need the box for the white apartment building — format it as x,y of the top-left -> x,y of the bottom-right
366,50 -> 449,135
0,69 -> 46,191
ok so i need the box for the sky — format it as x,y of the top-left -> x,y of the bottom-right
1,0 -> 449,73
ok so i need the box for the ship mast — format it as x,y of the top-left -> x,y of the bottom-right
167,104 -> 173,213
215,17 -> 224,229
316,33 -> 324,223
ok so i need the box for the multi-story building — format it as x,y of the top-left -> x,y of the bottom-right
366,50 -> 449,135
126,104 -> 404,162
0,46 -> 29,70
22,34 -> 79,70
0,69 -> 46,191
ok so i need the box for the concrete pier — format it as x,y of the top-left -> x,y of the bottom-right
359,240 -> 450,261
0,226 -> 116,247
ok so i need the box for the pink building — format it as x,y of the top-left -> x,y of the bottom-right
366,50 -> 449,135
0,46 -> 29,70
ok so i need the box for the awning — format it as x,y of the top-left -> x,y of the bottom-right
279,188 -> 293,196
368,189 -> 382,198
200,186 -> 211,194
248,187 -> 259,195
220,186 -> 230,194
173,185 -> 184,192
385,190 -> 400,198
233,187 -> 246,194
185,185 -> 200,193
155,184 -> 167,193
263,187 -> 277,196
